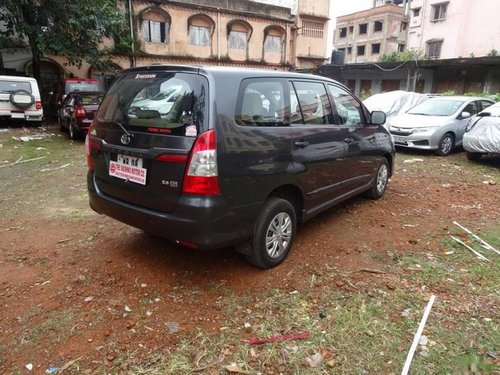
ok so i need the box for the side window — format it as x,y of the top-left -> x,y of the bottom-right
328,85 -> 363,126
291,81 -> 332,125
480,100 -> 493,111
463,101 -> 478,116
235,80 -> 286,127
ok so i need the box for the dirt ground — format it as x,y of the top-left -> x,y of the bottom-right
0,124 -> 498,374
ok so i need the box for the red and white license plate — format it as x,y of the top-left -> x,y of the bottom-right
109,154 -> 147,185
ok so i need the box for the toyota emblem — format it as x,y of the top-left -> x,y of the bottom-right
120,133 -> 131,145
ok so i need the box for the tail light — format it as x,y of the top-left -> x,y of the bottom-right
75,105 -> 86,118
35,101 -> 42,110
182,129 -> 220,196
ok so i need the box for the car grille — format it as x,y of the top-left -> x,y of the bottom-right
391,129 -> 413,136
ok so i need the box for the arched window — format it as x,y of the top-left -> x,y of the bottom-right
227,20 -> 252,50
141,8 -> 171,43
188,14 -> 215,46
264,26 -> 285,53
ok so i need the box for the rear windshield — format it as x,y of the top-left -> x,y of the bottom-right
0,80 -> 32,94
66,82 -> 100,93
77,94 -> 103,105
95,72 -> 208,137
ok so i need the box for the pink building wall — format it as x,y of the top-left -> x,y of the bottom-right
408,0 -> 500,58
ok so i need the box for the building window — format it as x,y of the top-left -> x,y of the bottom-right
349,26 -> 354,34
359,23 -> 368,34
347,47 -> 352,54
265,35 -> 281,53
371,43 -> 380,54
339,27 -> 347,38
357,45 -> 365,56
398,44 -> 405,52
302,20 -> 324,38
426,40 -> 443,59
412,7 -> 421,17
228,31 -> 247,49
143,20 -> 167,43
400,21 -> 408,31
374,21 -> 383,32
431,3 -> 448,21
190,25 -> 210,46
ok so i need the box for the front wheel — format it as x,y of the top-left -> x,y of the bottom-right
466,151 -> 483,161
436,133 -> 455,156
365,158 -> 389,199
245,197 -> 296,269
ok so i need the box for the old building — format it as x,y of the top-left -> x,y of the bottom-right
408,0 -> 500,60
333,4 -> 408,64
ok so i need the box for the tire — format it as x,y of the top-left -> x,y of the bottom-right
9,89 -> 34,110
365,158 -> 389,200
245,197 -> 296,269
436,133 -> 455,156
466,152 -> 482,161
69,120 -> 80,140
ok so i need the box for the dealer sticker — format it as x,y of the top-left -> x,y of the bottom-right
109,161 -> 147,185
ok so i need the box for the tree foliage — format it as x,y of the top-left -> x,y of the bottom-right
378,49 -> 424,63
0,0 -> 128,80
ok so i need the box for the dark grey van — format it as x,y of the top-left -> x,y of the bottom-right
87,65 -> 394,268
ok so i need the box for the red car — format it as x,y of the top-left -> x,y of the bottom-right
58,91 -> 103,140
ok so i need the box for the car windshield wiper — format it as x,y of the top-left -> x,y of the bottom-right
113,121 -> 134,138
408,112 -> 431,116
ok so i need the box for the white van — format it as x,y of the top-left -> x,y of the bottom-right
0,75 -> 43,123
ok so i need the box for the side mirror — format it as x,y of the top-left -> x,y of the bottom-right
370,110 -> 386,125
478,112 -> 491,117
459,111 -> 471,119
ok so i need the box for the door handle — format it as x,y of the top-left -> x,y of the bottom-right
294,140 -> 309,148
344,137 -> 353,144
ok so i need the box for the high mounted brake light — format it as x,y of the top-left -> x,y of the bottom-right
182,129 -> 220,196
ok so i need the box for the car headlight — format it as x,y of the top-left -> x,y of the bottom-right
412,127 -> 438,134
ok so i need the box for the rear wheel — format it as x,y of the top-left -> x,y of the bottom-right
466,152 -> 483,161
244,197 -> 296,269
436,133 -> 455,156
365,158 -> 389,199
69,120 -> 80,140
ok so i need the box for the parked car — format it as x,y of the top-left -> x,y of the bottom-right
463,102 -> 500,160
0,75 -> 43,124
388,96 -> 494,155
86,65 -> 394,268
58,91 -> 103,140
128,83 -> 185,118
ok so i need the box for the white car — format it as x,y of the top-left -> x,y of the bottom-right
129,85 -> 184,118
0,75 -> 43,123
388,96 -> 494,156
463,102 -> 500,160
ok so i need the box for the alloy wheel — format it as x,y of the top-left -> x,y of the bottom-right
265,212 -> 292,258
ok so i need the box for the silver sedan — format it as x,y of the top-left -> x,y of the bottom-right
388,96 -> 494,156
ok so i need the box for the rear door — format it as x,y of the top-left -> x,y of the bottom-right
289,80 -> 348,212
327,84 -> 378,191
90,71 -> 208,213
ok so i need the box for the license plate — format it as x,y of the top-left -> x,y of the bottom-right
393,136 -> 407,144
11,112 -> 25,119
109,154 -> 147,185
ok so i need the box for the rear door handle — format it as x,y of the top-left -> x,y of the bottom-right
344,137 -> 353,144
294,140 -> 309,148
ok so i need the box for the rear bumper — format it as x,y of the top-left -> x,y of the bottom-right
87,171 -> 260,249
76,119 -> 93,133
0,109 -> 43,121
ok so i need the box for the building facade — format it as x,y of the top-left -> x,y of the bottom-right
333,5 -> 408,64
408,0 -> 500,59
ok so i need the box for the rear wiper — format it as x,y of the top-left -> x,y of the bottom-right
113,121 -> 134,138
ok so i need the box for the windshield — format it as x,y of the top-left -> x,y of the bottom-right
66,82 -> 100,93
95,72 -> 208,137
0,80 -> 31,93
408,99 -> 465,116
78,93 -> 103,105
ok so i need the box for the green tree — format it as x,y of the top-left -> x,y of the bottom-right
378,49 -> 423,63
0,0 -> 128,80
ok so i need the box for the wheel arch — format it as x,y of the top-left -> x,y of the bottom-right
268,184 -> 304,224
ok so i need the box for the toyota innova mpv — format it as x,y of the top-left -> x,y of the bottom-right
87,65 -> 394,268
